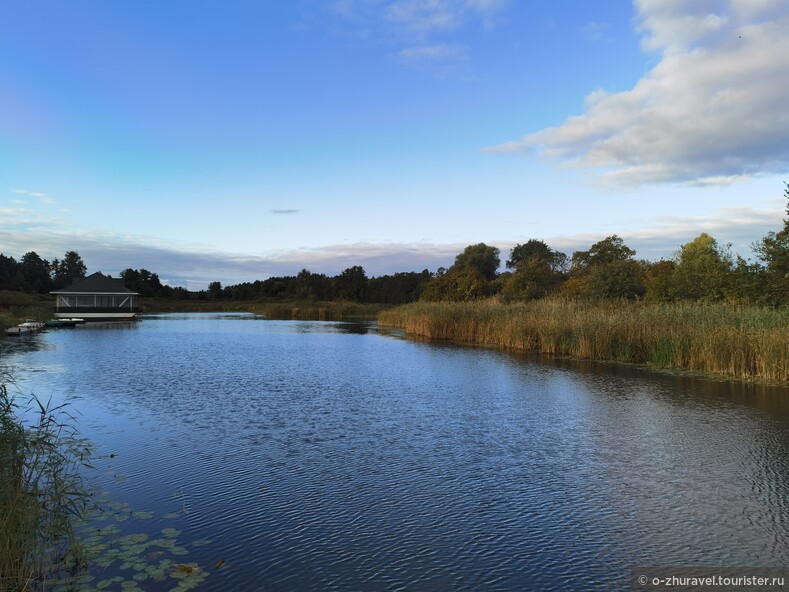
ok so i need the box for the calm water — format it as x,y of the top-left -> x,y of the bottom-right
2,313 -> 789,591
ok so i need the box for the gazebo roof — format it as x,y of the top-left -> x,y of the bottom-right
51,272 -> 138,295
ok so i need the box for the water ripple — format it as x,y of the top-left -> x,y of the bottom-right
3,314 -> 789,591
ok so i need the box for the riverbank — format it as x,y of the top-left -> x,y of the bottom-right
0,293 -> 388,331
378,299 -> 789,383
141,298 -> 389,320
0,291 -> 52,333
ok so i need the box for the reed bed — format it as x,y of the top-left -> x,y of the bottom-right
0,380 -> 92,591
253,301 -> 389,321
378,299 -> 789,383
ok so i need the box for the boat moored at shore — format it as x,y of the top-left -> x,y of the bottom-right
6,320 -> 46,335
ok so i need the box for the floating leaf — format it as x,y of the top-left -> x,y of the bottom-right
161,528 -> 182,538
191,539 -> 212,547
162,512 -> 182,519
96,579 -> 113,590
215,559 -> 226,569
133,511 -> 154,520
119,533 -> 150,545
170,545 -> 190,555
132,572 -> 149,582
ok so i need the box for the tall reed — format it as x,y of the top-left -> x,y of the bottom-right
0,379 -> 92,591
378,298 -> 789,383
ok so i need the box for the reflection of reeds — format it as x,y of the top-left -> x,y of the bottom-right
0,380 -> 92,591
379,299 -> 789,383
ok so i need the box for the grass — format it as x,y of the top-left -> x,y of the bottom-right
0,377 -> 93,591
378,298 -> 789,383
0,292 -> 52,334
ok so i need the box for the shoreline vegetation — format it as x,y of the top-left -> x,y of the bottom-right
378,299 -> 789,384
0,379 -> 92,591
5,290 -> 789,384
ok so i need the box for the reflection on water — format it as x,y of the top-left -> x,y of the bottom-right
2,313 -> 788,591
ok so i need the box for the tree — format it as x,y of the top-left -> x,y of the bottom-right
20,251 -> 53,293
671,233 -> 732,301
506,239 -> 567,272
420,268 -> 491,302
643,260 -> 676,301
451,243 -> 500,281
121,268 -> 164,297
334,266 -> 367,302
53,251 -> 87,289
208,281 -> 223,300
0,254 -> 21,291
568,235 -> 644,299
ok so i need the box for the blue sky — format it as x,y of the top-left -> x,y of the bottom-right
1,0 -> 787,289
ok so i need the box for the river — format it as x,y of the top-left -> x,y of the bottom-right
2,313 -> 788,591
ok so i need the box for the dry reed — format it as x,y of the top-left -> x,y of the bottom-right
378,298 -> 789,383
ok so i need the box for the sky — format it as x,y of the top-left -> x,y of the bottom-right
1,0 -> 787,290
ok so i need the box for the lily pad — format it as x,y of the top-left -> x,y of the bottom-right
162,511 -> 182,519
133,510 -> 155,520
170,545 -> 190,555
191,539 -> 212,547
161,527 -> 182,538
119,533 -> 150,545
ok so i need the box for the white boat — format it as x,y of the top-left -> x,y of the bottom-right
5,320 -> 46,335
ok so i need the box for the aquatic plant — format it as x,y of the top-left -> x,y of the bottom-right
0,378 -> 93,591
379,298 -> 789,383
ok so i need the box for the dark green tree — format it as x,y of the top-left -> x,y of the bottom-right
53,251 -> 87,289
451,243 -> 500,281
506,239 -> 567,272
207,281 -> 223,300
121,268 -> 165,297
0,254 -> 21,291
753,181 -> 789,304
568,236 -> 644,299
421,268 -> 491,302
20,251 -> 53,293
334,266 -> 367,302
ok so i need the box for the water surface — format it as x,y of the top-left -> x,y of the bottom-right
2,313 -> 788,591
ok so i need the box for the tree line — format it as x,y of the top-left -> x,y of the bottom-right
422,183 -> 789,306
4,183 -> 789,306
0,250 -> 432,305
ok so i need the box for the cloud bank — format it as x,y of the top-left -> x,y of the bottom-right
487,0 -> 789,185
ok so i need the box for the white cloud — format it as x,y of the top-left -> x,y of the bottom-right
9,187 -> 56,204
330,0 -> 509,76
487,1 -> 789,186
582,21 -> 610,41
